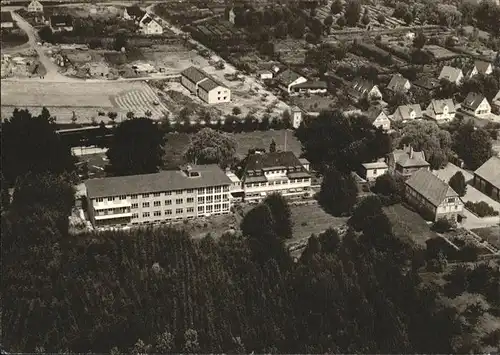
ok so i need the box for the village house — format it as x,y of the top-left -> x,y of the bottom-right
460,92 -> 491,119
138,14 -> 163,35
1,11 -> 14,29
425,99 -> 457,123
387,145 -> 430,180
50,15 -> 73,32
236,151 -> 312,202
84,165 -> 233,228
27,0 -> 43,13
275,69 -> 307,94
359,162 -> 389,182
181,66 -> 231,104
405,168 -> 464,222
256,70 -> 273,80
123,5 -> 146,22
347,78 -> 382,101
413,77 -> 441,92
492,90 -> 500,113
391,104 -> 423,122
466,60 -> 494,79
438,66 -> 464,85
290,81 -> 328,95
473,156 -> 500,202
366,107 -> 391,130
387,74 -> 411,93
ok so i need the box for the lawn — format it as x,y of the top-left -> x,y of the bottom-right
164,129 -> 303,167
289,203 -> 348,242
383,204 -> 438,247
472,226 -> 500,249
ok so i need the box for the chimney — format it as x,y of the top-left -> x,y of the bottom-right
409,145 -> 414,159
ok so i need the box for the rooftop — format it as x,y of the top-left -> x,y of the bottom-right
413,77 -> 441,90
406,168 -> 459,207
362,162 -> 388,169
438,66 -> 463,83
85,165 -> 232,199
387,74 -> 410,91
50,14 -> 73,27
429,99 -> 456,114
474,60 -> 492,74
276,69 -> 304,87
244,151 -> 304,171
392,145 -> 429,168
292,81 -> 328,89
462,92 -> 487,110
474,156 -> 500,189
348,78 -> 376,98
181,66 -> 226,92
393,104 -> 423,120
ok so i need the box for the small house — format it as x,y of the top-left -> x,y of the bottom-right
360,162 -> 388,182
468,60 -> 494,78
275,69 -> 307,94
387,74 -> 411,93
391,104 -> 423,122
473,156 -> 500,202
438,66 -> 464,85
405,169 -> 464,222
181,66 -> 231,104
139,14 -> 162,35
348,78 -> 382,101
27,0 -> 43,13
425,99 -> 456,123
257,70 -> 273,80
1,11 -> 14,29
366,107 -> 391,131
460,92 -> 491,119
50,15 -> 73,32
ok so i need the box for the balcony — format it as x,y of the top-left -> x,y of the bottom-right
94,200 -> 132,209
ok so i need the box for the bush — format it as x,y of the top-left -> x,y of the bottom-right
432,218 -> 454,233
464,201 -> 499,217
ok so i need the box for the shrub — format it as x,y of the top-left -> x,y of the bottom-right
464,201 -> 499,217
432,218 -> 454,233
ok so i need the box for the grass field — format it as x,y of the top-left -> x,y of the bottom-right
472,226 -> 500,249
383,204 -> 438,247
1,81 -> 168,122
289,204 -> 348,242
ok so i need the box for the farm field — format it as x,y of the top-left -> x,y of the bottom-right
1,81 -> 169,122
383,203 -> 438,247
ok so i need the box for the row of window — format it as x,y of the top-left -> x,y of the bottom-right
132,203 -> 230,219
129,194 -> 230,209
95,207 -> 130,216
246,178 -> 310,188
248,167 -> 303,177
94,186 -> 230,202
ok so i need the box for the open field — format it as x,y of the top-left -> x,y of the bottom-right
1,80 -> 169,122
383,203 -> 438,247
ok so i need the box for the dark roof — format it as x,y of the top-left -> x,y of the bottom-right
245,151 -> 303,171
462,92 -> 487,111
413,77 -> 440,90
1,11 -> 13,23
126,5 -> 145,18
392,146 -> 429,168
292,81 -> 327,89
474,156 -> 500,189
181,66 -> 226,92
406,169 -> 459,207
276,69 -> 304,87
287,171 -> 311,179
85,165 -> 232,199
366,106 -> 388,123
393,104 -> 423,120
429,99 -> 456,114
141,15 -> 153,25
387,74 -> 410,91
50,15 -> 72,27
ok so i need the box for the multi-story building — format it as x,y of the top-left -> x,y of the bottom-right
181,66 -> 231,104
237,151 -> 312,202
387,145 -> 430,180
405,168 -> 464,222
85,165 -> 232,228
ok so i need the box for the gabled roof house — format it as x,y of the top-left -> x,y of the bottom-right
347,78 -> 382,101
460,92 -> 491,118
391,104 -> 423,122
387,74 -> 411,92
438,66 -> 464,85
388,145 -> 430,180
425,99 -> 457,123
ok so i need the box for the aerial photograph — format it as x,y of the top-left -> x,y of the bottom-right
1,0 -> 499,353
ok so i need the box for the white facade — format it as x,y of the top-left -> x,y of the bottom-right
286,76 -> 307,94
181,69 -> 231,104
462,97 -> 491,118
27,0 -> 43,12
258,71 -> 273,80
361,162 -> 388,181
243,174 -> 312,202
139,16 -> 163,35
425,100 -> 456,123
292,108 -> 303,129
372,111 -> 391,131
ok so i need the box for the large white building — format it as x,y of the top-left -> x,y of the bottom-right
236,151 -> 312,202
85,165 -> 233,228
181,66 -> 231,104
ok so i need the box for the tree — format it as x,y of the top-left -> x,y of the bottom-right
344,0 -> 362,26
319,167 -> 358,216
106,118 -> 165,176
403,11 -> 414,25
393,3 -> 409,18
38,26 -> 53,43
372,173 -> 403,201
348,195 -> 392,235
154,330 -> 174,353
331,0 -> 343,14
108,111 -> 118,124
282,109 -> 292,128
324,15 -> 334,27
1,108 -> 76,186
269,139 -> 277,153
232,106 -> 242,115
183,329 -> 200,353
184,127 -> 237,168
263,193 -> 293,239
274,22 -> 288,39
131,339 -> 151,355
413,31 -> 427,49
361,10 -> 371,25
126,111 -> 135,119
377,13 -> 386,24
336,16 -> 346,27
452,121 -> 492,170
113,32 -> 128,51
71,110 -> 77,124
448,172 -> 467,197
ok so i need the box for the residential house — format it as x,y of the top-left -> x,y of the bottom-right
473,156 -> 500,202
460,92 -> 491,119
237,151 -> 312,202
138,14 -> 163,35
181,66 -> 231,104
425,99 -> 457,123
366,107 -> 391,130
50,15 -> 73,32
348,78 -> 382,101
290,81 -> 328,95
27,0 -> 43,13
123,5 -> 145,22
275,69 -> 307,94
387,74 -> 411,93
257,70 -> 273,80
405,168 -> 464,222
391,104 -> 423,122
438,66 -> 464,85
1,11 -> 14,29
413,77 -> 441,92
291,106 -> 303,129
88,63 -> 110,78
466,60 -> 494,78
387,145 -> 430,180
84,164 -> 233,228
360,162 -> 389,182
492,90 -> 500,113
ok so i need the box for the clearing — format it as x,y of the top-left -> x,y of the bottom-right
289,203 -> 348,242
